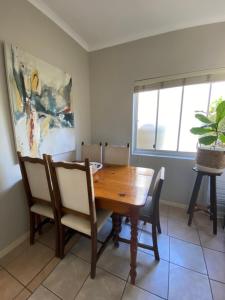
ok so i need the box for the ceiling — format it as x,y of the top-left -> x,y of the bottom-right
28,0 -> 225,51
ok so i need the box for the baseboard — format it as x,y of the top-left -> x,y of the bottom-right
161,199 -> 187,209
0,231 -> 29,258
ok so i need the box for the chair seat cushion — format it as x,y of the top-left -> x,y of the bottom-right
30,203 -> 54,219
61,209 -> 112,236
139,196 -> 153,220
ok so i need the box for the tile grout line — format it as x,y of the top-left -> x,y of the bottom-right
120,279 -> 128,300
196,222 -> 214,300
26,256 -> 60,293
73,273 -> 92,300
12,287 -> 28,300
69,250 -> 129,283
167,235 -> 170,300
41,283 -> 63,300
25,255 -> 56,292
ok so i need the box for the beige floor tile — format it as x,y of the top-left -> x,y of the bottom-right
43,254 -> 90,300
135,251 -> 169,299
27,257 -> 60,292
119,224 -> 142,240
194,211 -> 213,230
168,219 -> 200,244
64,233 -> 81,254
0,268 -> 23,300
97,241 -> 131,280
14,288 -> 31,300
142,216 -> 168,235
98,220 -> 113,242
170,237 -> 207,274
70,236 -> 101,263
122,284 -> 162,300
36,223 -> 56,250
122,218 -> 144,229
28,285 -> 60,299
204,248 -> 225,283
199,228 -> 225,252
168,206 -> 188,222
0,239 -> 30,268
169,264 -> 212,300
76,268 -> 126,300
4,242 -> 54,285
159,203 -> 169,217
139,231 -> 169,261
210,280 -> 225,300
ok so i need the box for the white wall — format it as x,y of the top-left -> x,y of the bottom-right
90,22 -> 225,204
0,0 -> 91,250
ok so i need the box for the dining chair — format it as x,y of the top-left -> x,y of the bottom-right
81,142 -> 102,163
138,167 -> 165,260
17,151 -> 59,256
104,143 -> 130,165
47,156 -> 113,278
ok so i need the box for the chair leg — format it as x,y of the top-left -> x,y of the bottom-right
152,224 -> 160,261
157,221 -> 162,234
91,231 -> 97,279
125,217 -> 130,224
59,224 -> 65,259
30,212 -> 35,245
36,215 -> 42,235
55,223 -> 60,257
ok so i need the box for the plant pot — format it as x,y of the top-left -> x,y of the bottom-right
196,147 -> 225,174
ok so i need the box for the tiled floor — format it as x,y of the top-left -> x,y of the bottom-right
0,204 -> 225,300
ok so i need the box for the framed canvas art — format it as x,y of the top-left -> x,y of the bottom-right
4,43 -> 75,157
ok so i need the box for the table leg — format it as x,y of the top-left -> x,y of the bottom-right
188,174 -> 203,226
210,176 -> 217,235
112,214 -> 122,248
130,211 -> 138,285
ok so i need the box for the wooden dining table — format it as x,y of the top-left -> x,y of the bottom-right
93,164 -> 154,284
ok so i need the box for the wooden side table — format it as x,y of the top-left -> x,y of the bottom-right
187,167 -> 222,235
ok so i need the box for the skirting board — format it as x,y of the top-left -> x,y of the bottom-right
161,199 -> 187,209
0,231 -> 29,259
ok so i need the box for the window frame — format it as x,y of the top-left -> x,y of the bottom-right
132,81 -> 215,159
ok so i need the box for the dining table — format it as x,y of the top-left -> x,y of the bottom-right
93,164 -> 154,285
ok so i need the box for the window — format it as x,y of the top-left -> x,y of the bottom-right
133,70 -> 225,156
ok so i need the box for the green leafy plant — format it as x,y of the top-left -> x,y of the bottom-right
190,97 -> 225,146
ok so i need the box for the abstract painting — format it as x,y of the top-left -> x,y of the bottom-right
4,43 -> 75,157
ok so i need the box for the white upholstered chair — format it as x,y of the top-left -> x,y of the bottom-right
17,152 -> 59,256
104,143 -> 130,165
81,142 -> 102,163
47,157 -> 113,278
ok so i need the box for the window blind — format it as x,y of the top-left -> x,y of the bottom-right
134,68 -> 225,93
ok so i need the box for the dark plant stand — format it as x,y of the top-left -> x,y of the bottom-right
187,167 -> 222,235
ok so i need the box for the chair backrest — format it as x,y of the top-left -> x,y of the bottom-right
149,167 -> 165,217
104,143 -> 130,165
81,142 -> 102,163
17,152 -> 53,205
47,157 -> 96,222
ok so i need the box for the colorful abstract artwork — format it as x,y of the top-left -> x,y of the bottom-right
4,43 -> 75,157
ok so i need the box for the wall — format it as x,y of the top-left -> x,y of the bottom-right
90,22 -> 225,204
0,0 -> 91,251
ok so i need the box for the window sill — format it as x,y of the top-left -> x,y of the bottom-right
132,150 -> 196,161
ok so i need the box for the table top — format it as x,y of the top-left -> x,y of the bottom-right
94,165 -> 154,209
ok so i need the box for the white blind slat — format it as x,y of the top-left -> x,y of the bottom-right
134,69 -> 225,92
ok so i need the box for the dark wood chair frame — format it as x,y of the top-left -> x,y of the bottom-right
17,151 -> 59,257
117,167 -> 165,261
47,156 -> 113,278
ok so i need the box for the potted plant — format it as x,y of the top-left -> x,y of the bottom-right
190,97 -> 225,173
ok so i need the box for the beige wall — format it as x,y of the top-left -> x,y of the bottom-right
0,0 -> 91,250
90,22 -> 225,204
